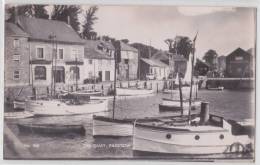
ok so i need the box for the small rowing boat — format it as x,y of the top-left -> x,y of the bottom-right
207,86 -> 224,91
4,111 -> 34,119
17,123 -> 85,135
159,98 -> 201,112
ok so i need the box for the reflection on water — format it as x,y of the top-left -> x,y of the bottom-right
5,89 -> 255,160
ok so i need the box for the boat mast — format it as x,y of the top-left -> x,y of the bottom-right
174,38 -> 183,114
188,32 -> 198,123
112,40 -> 120,119
75,56 -> 78,91
53,37 -> 57,96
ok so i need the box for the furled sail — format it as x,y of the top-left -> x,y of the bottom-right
183,53 -> 192,84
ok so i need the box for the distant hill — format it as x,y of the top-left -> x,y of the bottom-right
130,43 -> 159,58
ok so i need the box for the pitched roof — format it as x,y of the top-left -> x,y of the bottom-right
120,41 -> 138,52
17,16 -> 84,45
152,50 -> 186,62
5,22 -> 29,37
141,58 -> 168,68
227,47 -> 251,58
84,40 -> 114,60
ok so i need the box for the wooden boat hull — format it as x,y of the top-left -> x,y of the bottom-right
207,87 -> 224,91
159,99 -> 201,112
17,123 -> 85,135
4,111 -> 34,119
116,88 -> 154,96
92,116 -> 134,137
13,100 -> 26,110
26,99 -> 108,117
133,117 -> 252,155
71,90 -> 102,96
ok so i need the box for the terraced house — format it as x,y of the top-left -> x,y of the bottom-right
5,16 -> 85,99
83,40 -> 115,83
118,41 -> 139,80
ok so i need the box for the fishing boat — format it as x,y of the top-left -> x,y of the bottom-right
17,123 -> 85,135
25,97 -> 108,117
159,98 -> 201,112
132,109 -> 252,154
4,111 -> 34,119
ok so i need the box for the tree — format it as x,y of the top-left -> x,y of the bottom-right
165,36 -> 193,60
121,39 -> 129,44
7,5 -> 49,22
81,6 -> 98,39
51,5 -> 81,32
203,49 -> 218,70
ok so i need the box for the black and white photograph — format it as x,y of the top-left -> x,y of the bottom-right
2,1 -> 257,162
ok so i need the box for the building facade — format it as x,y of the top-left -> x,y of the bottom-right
152,50 -> 187,77
140,58 -> 169,80
226,47 -> 253,78
83,40 -> 115,83
118,41 -> 139,80
5,22 -> 30,87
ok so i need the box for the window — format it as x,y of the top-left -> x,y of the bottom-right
89,59 -> 93,64
35,66 -> 46,80
58,49 -> 64,59
13,70 -> 20,80
235,56 -> 243,60
124,59 -> 129,64
72,49 -> 80,59
12,55 -> 20,62
13,39 -> 20,48
36,47 -> 44,59
70,66 -> 80,80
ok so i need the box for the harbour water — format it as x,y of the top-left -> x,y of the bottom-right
5,89 -> 255,160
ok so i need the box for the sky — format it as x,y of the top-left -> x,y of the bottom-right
79,5 -> 256,59
13,5 -> 256,59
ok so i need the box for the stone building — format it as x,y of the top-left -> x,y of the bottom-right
152,50 -> 187,77
118,41 -> 139,80
140,58 -> 169,80
83,40 -> 115,83
4,16 -> 85,100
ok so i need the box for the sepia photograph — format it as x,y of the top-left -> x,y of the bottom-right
2,1 -> 257,162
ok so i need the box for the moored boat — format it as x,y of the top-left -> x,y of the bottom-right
116,87 -> 154,96
133,110 -> 253,155
17,123 -> 85,135
4,111 -> 34,119
26,98 -> 108,117
70,89 -> 102,96
159,98 -> 201,112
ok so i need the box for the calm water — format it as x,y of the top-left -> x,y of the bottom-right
5,89 -> 255,160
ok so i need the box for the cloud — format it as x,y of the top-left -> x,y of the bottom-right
177,7 -> 236,16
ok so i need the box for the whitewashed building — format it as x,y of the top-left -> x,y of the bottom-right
83,40 -> 115,82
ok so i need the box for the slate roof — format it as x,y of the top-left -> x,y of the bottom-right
17,16 -> 84,45
226,47 -> 252,59
5,22 -> 29,37
84,40 -> 114,60
141,58 -> 169,68
120,41 -> 138,52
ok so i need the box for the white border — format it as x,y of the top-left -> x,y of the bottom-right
0,1 -> 259,165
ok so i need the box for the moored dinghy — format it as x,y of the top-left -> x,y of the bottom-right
17,123 -> 85,135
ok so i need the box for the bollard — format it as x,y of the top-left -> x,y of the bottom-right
200,102 -> 210,125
